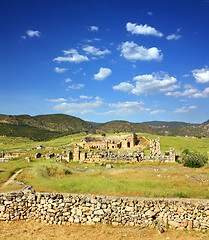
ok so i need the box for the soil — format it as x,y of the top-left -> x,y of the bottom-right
0,221 -> 208,240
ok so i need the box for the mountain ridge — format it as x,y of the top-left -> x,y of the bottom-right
0,113 -> 208,140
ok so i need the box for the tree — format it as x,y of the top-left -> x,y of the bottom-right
183,151 -> 208,168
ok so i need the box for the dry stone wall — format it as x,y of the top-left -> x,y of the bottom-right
0,189 -> 209,231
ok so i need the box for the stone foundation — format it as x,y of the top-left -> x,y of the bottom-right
0,189 -> 208,230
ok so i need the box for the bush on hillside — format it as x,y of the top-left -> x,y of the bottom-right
183,151 -> 208,168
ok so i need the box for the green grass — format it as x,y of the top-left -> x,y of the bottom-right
16,162 -> 209,198
1,133 -> 209,154
1,133 -> 209,198
139,133 -> 209,154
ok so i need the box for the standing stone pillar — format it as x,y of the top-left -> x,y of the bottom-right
73,146 -> 80,161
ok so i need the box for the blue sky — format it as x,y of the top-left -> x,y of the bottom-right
1,0 -> 209,123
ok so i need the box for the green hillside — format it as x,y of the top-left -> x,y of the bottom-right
95,120 -> 157,134
142,121 -> 199,128
0,114 -> 208,140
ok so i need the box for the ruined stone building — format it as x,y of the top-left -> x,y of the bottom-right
76,134 -> 150,151
150,137 -> 161,158
72,135 -> 176,163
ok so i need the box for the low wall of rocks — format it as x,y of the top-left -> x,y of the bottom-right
0,189 -> 209,231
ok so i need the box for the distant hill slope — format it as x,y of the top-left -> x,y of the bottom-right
0,123 -> 67,141
0,114 -> 208,140
142,121 -> 199,128
95,120 -> 157,134
200,119 -> 209,131
33,114 -> 92,132
0,114 -> 92,132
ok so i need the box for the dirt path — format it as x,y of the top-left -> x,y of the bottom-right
0,221 -> 208,240
1,169 -> 23,188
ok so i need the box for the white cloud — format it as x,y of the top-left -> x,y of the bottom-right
103,101 -> 149,116
67,84 -> 85,90
94,67 -> 112,80
166,34 -> 182,40
192,67 -> 209,83
183,74 -> 190,77
80,95 -> 93,99
126,22 -> 163,37
89,26 -> 98,31
174,105 -> 197,113
53,97 -> 103,114
120,41 -> 163,61
131,73 -> 179,96
45,98 -> 67,103
166,87 -> 209,98
54,67 -> 68,73
83,45 -> 111,56
26,30 -> 41,37
113,82 -> 134,92
53,49 -> 89,63
150,109 -> 166,115
65,78 -> 72,83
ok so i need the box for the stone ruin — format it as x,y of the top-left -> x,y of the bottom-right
0,152 -> 23,162
73,149 -> 144,163
75,134 -> 150,151
150,137 -> 161,158
73,136 -> 176,163
0,135 -> 176,164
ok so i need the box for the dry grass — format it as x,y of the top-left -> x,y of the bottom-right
17,165 -> 209,198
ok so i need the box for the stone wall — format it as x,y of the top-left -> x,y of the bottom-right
0,189 -> 209,230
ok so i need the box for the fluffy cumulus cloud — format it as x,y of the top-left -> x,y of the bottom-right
192,67 -> 209,83
53,49 -> 89,63
103,101 -> 150,116
53,97 -> 103,114
166,34 -> 182,40
113,72 -> 177,96
26,30 -> 41,37
45,98 -> 67,103
120,41 -> 163,61
113,82 -> 134,92
131,73 -> 179,95
66,84 -> 85,90
83,45 -> 111,56
173,105 -> 197,113
89,26 -> 98,31
54,67 -> 68,73
150,109 -> 166,115
166,87 -> 209,98
126,22 -> 163,37
94,67 -> 112,80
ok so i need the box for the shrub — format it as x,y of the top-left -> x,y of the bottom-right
182,149 -> 190,155
183,151 -> 208,168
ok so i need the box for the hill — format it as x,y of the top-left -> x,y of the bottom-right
0,114 -> 208,140
0,114 -> 92,141
142,121 -> 199,128
200,119 -> 209,131
95,120 -> 157,134
0,114 -> 92,132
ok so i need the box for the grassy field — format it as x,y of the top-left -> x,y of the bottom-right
1,133 -> 209,153
0,133 -> 209,199
7,160 -> 207,199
